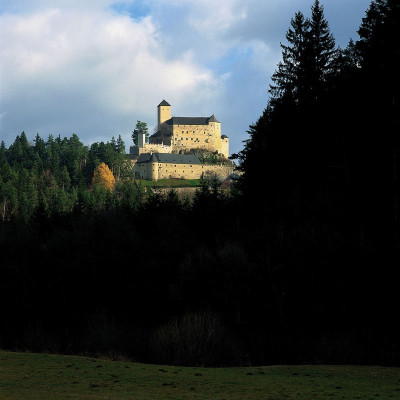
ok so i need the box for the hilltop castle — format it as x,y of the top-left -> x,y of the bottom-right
131,100 -> 229,158
130,100 -> 234,181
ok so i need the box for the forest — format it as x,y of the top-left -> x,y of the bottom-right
0,0 -> 399,366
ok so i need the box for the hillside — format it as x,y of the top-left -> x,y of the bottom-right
1,351 -> 399,400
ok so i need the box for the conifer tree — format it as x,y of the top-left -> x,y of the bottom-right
0,141 -> 7,166
353,0 -> 400,243
269,11 -> 310,105
91,162 -> 116,191
239,0 -> 339,209
61,165 -> 71,190
309,0 -> 336,98
269,1 -> 336,106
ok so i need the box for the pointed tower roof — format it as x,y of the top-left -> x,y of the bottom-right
158,99 -> 171,107
208,114 -> 220,123
150,152 -> 159,163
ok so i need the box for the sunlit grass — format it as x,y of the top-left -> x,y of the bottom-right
1,351 -> 399,399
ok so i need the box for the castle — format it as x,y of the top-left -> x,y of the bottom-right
131,100 -> 234,181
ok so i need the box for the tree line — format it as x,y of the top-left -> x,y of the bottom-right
0,132 -> 143,222
234,0 -> 399,364
0,0 -> 399,366
237,0 -> 399,246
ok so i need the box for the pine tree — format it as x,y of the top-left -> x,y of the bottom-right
269,11 -> 310,105
0,141 -> 7,166
61,165 -> 71,190
354,0 -> 400,244
91,162 -> 116,191
239,1 -> 340,212
309,0 -> 336,96
356,0 -> 399,97
0,180 -> 18,223
116,134 -> 125,154
269,1 -> 337,106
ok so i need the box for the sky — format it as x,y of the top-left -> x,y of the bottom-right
0,0 -> 372,155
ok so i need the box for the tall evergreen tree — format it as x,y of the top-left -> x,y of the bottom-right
269,1 -> 337,106
240,1 -> 339,209
269,11 -> 310,105
352,0 -> 400,244
0,180 -> 18,223
308,0 -> 337,100
0,141 -> 7,170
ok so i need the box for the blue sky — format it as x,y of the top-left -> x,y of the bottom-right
0,0 -> 372,155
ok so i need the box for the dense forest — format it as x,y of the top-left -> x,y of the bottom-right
1,0 -> 399,366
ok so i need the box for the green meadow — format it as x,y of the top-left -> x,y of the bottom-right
1,351 -> 399,400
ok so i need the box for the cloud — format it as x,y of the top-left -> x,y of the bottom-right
0,0 -> 125,14
0,4 -> 220,147
0,0 -> 374,154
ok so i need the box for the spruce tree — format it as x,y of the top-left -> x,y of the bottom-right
0,141 -> 7,166
269,11 -> 310,105
309,1 -> 336,91
239,1 -> 340,213
355,0 -> 400,244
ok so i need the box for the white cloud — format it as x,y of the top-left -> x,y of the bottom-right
0,5 -> 221,146
185,0 -> 247,35
0,0 -> 127,13
0,0 -> 374,153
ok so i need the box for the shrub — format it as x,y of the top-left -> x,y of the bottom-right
149,311 -> 241,366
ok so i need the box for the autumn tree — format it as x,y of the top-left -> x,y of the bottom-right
91,162 -> 115,191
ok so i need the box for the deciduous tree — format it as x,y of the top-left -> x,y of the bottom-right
91,162 -> 115,191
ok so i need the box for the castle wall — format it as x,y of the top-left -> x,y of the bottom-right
171,123 -> 215,152
156,162 -> 203,180
133,160 -> 150,180
170,121 -> 227,154
133,160 -> 234,181
130,143 -> 172,157
202,164 -> 234,180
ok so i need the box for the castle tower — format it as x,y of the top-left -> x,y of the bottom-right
157,99 -> 171,130
208,114 -> 221,152
138,129 -> 146,148
149,152 -> 159,181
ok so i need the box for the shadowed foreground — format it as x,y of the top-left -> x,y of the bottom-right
1,351 -> 399,400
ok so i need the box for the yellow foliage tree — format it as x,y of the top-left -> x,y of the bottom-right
92,162 -> 116,191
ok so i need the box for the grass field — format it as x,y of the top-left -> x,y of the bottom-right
1,351 -> 399,399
